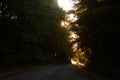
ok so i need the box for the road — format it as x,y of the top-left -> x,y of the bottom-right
0,65 -> 96,80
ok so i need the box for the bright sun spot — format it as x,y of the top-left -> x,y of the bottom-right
69,31 -> 79,42
69,31 -> 79,39
61,20 -> 70,28
72,43 -> 78,51
71,60 -> 85,66
66,14 -> 78,22
57,0 -> 74,11
71,60 -> 77,65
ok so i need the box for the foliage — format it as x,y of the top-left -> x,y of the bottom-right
71,0 -> 120,78
0,0 -> 73,69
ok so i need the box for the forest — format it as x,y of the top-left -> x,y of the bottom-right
70,0 -> 120,78
0,0 -> 73,70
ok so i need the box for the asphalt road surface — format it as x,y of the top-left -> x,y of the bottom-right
0,65 -> 97,80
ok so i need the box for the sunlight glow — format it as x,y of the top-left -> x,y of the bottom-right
71,60 -> 85,66
57,0 -> 74,11
69,31 -> 79,42
61,20 -> 70,28
58,0 -> 87,68
71,60 -> 77,65
66,14 -> 78,22
78,62 -> 85,66
69,32 -> 78,39
72,43 -> 78,51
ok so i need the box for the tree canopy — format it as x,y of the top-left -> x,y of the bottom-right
70,0 -> 120,78
0,0 -> 73,69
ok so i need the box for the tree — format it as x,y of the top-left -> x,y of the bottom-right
71,0 -> 120,78
0,0 -> 73,69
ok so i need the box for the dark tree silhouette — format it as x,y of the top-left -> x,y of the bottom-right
0,0 -> 73,70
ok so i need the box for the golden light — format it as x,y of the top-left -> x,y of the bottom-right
71,60 -> 77,65
69,31 -> 79,42
71,33 -> 76,38
71,60 -> 85,66
61,21 -> 65,26
57,0 -> 74,11
72,43 -> 78,51
61,20 -> 70,28
78,62 -> 85,66
66,14 -> 78,22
